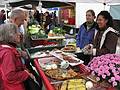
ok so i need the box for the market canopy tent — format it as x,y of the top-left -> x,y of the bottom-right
75,0 -> 120,10
25,0 -> 120,3
110,5 -> 120,20
5,0 -> 74,8
110,5 -> 120,31
75,0 -> 120,28
41,1 -> 75,8
76,0 -> 120,3
9,0 -> 39,7
1,0 -> 120,8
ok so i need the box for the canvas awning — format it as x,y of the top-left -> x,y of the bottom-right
41,1 -> 75,8
9,0 -> 39,7
7,0 -> 74,8
1,0 -> 120,8
75,0 -> 120,3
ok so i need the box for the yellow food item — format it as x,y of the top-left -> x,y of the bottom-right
61,79 -> 86,90
60,81 -> 67,90
68,43 -> 76,47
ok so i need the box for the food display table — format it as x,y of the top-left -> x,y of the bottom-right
31,48 -> 116,90
34,58 -> 116,90
34,57 -> 90,90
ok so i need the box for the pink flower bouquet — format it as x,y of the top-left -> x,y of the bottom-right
88,54 -> 120,89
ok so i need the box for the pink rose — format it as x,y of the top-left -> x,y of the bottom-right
112,69 -> 116,73
105,71 -> 111,76
102,74 -> 106,79
112,81 -> 117,87
114,75 -> 120,81
88,54 -> 120,87
111,77 -> 115,82
109,63 -> 115,67
117,68 -> 120,72
113,71 -> 119,75
108,79 -> 112,83
96,77 -> 100,81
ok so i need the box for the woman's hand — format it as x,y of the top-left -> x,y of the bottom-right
82,44 -> 93,55
18,50 -> 29,59
21,51 -> 29,59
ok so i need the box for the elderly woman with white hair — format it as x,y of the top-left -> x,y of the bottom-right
0,23 -> 34,90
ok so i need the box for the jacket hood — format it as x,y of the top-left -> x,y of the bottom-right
0,45 -> 13,64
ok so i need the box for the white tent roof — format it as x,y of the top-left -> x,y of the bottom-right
1,0 -> 23,4
110,5 -> 120,20
38,0 -> 120,3
1,0 -> 120,3
41,0 -> 120,3
1,0 -> 120,8
76,0 -> 120,3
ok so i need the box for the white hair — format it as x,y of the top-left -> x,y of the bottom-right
10,8 -> 25,19
0,23 -> 18,44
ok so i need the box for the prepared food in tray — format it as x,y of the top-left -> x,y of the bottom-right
53,79 -> 86,90
62,54 -> 84,66
63,55 -> 79,63
44,68 -> 78,80
38,56 -> 78,80
61,45 -> 76,52
49,51 -> 84,66
61,79 -> 86,90
38,57 -> 61,70
30,51 -> 51,59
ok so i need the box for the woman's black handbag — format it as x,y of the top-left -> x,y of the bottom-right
24,77 -> 41,90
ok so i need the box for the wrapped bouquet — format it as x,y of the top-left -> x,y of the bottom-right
88,54 -> 120,89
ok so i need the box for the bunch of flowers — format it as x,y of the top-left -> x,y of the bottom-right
88,54 -> 120,88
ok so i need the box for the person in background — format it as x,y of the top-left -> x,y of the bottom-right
76,9 -> 97,49
44,11 -> 52,34
39,12 -> 44,26
29,10 -> 39,26
51,11 -> 57,26
34,9 -> 40,24
83,11 -> 118,56
0,10 -> 6,25
23,10 -> 31,48
0,23 -> 34,90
